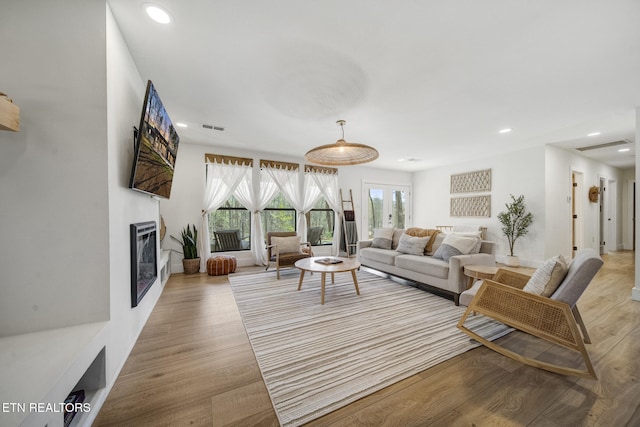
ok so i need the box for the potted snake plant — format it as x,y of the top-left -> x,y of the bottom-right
171,224 -> 200,274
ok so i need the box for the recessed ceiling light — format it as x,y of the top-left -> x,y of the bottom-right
176,122 -> 187,128
145,5 -> 171,24
499,128 -> 512,134
618,148 -> 630,152
587,132 -> 601,137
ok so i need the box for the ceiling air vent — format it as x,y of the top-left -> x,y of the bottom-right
576,140 -> 629,151
202,124 -> 225,131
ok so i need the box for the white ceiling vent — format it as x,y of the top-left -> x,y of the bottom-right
576,139 -> 629,151
202,124 -> 225,131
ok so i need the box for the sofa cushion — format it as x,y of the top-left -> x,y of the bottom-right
396,233 -> 430,255
433,234 -> 481,261
359,247 -> 400,265
271,236 -> 302,254
372,227 -> 394,249
523,255 -> 568,297
395,255 -> 449,279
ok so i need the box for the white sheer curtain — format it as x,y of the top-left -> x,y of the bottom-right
234,168 -> 279,265
263,165 -> 303,234
310,171 -> 341,255
263,165 -> 323,243
200,160 -> 249,271
299,173 -> 323,242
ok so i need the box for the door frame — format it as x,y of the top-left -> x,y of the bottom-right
571,169 -> 584,258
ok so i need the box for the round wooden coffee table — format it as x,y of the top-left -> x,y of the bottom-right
295,256 -> 361,304
463,264 -> 499,289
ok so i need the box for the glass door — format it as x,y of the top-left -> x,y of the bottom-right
363,183 -> 410,239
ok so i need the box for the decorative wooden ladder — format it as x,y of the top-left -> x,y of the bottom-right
340,189 -> 358,257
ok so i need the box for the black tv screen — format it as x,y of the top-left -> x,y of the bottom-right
129,80 -> 180,199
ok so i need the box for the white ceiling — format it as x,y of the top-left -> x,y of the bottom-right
107,0 -> 640,171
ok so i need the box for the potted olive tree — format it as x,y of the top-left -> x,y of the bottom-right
497,194 -> 533,267
171,224 -> 200,274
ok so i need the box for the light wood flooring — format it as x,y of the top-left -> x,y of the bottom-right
94,251 -> 640,426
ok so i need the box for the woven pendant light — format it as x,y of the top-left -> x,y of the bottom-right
305,120 -> 379,166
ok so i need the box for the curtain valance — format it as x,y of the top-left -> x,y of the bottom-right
260,159 -> 299,171
304,164 -> 338,175
205,154 -> 253,167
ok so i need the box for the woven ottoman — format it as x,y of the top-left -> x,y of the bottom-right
207,255 -> 237,276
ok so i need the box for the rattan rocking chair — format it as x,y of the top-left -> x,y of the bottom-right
457,249 -> 603,379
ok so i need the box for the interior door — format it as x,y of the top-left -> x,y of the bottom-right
363,184 -> 410,239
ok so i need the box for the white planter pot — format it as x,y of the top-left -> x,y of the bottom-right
505,255 -> 520,267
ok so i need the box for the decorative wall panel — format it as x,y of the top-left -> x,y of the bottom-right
450,169 -> 491,194
450,195 -> 491,217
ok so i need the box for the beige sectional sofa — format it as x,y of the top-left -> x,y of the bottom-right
358,227 -> 496,305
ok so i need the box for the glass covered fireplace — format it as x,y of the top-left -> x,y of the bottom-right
130,221 -> 158,307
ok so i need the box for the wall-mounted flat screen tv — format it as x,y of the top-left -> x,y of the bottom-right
129,80 -> 180,199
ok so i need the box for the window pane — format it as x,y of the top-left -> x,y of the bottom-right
263,192 -> 296,235
367,188 -> 383,238
392,190 -> 406,229
209,195 -> 251,252
308,197 -> 334,245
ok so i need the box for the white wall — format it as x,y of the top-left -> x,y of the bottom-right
412,146 -> 545,266
161,142 -> 412,270
101,3 -> 167,412
411,144 -> 628,267
0,0 -> 110,336
545,145 -> 626,257
0,4 -> 171,425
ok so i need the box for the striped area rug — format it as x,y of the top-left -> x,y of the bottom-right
229,269 -> 508,426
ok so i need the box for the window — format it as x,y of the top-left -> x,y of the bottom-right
209,195 -> 251,252
263,193 -> 296,235
306,198 -> 334,245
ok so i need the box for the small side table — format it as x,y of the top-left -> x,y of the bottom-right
463,265 -> 499,289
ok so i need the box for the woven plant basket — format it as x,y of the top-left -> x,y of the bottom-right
182,258 -> 200,274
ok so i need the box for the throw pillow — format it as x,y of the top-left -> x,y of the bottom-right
391,228 -> 405,250
432,234 -> 481,261
372,227 -> 394,249
426,232 -> 446,256
453,231 -> 483,253
523,255 -> 568,297
407,228 -> 441,254
271,236 -> 302,254
396,233 -> 430,256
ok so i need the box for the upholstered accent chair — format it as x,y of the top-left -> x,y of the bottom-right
457,249 -> 603,379
265,231 -> 313,279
